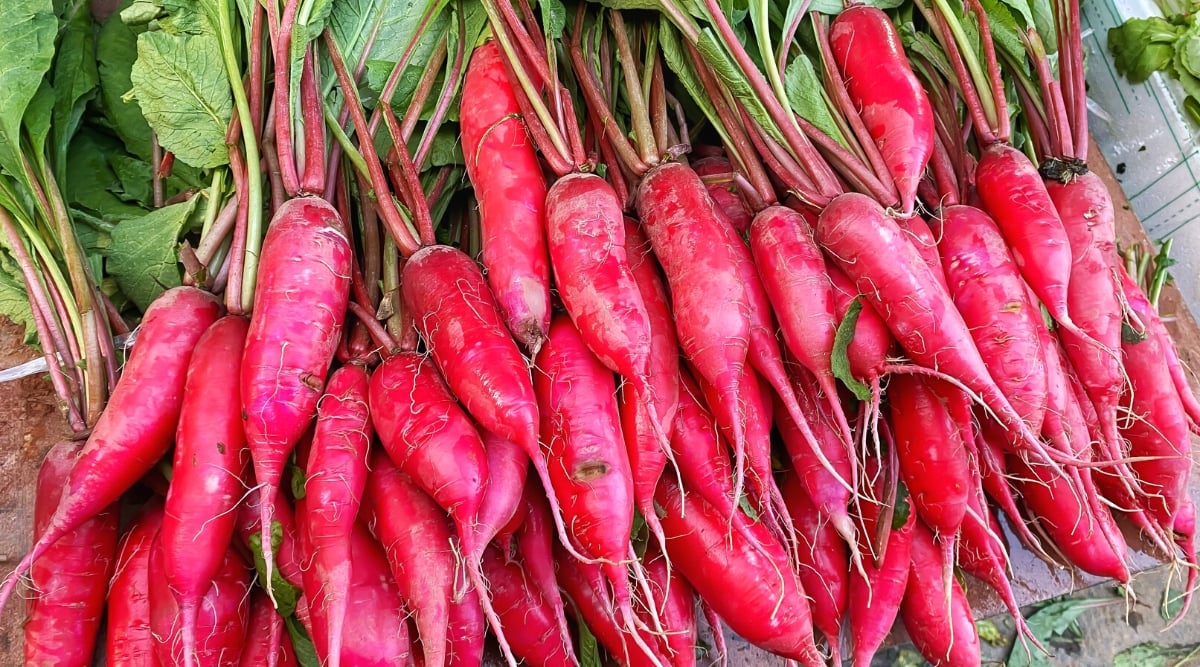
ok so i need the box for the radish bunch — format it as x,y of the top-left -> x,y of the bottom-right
4,1 -> 1199,667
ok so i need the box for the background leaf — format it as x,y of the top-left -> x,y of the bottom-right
130,29 -> 232,169
52,0 -> 101,183
0,0 -> 57,179
104,196 -> 196,310
98,9 -> 152,160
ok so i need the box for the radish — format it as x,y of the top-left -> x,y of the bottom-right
400,245 -> 579,564
461,40 -> 552,352
148,535 -> 252,666
848,493 -> 915,667
363,450 -> 455,667
239,591 -> 298,667
901,521 -> 981,667
161,315 -> 252,667
641,543 -> 698,667
447,575 -> 486,667
829,4 -> 935,215
931,205 -> 1048,432
635,162 -> 752,505
556,550 -> 668,667
533,313 -> 659,664
0,286 -> 221,615
24,442 -> 119,667
655,476 -> 824,666
780,471 -> 848,664
481,545 -> 578,667
296,499 -> 412,667
693,156 -> 754,233
516,479 -> 575,661
241,196 -> 351,601
302,363 -> 372,667
477,429 -> 529,550
621,217 -> 681,555
815,192 -> 1057,465
106,503 -> 164,667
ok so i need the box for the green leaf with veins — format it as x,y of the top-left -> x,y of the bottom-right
105,196 -> 197,310
99,9 -> 153,160
695,29 -> 782,146
1108,17 -> 1184,83
248,521 -> 302,618
0,247 -> 37,346
0,0 -> 57,179
1006,598 -> 1114,667
659,18 -> 734,153
24,81 -> 55,165
52,0 -> 101,183
108,154 -> 154,206
784,53 -> 846,148
541,0 -> 566,38
130,29 -> 232,169
1112,642 -> 1200,667
978,0 -> 1026,68
832,297 -> 871,401
120,0 -> 162,25
285,616 -> 321,667
66,129 -> 149,221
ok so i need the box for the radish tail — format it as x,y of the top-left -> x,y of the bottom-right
0,518 -> 66,618
700,601 -> 728,667
818,374 -> 859,490
259,487 -> 280,609
464,538 -> 519,667
268,608 -> 283,667
324,564 -> 350,667
181,599 -> 199,667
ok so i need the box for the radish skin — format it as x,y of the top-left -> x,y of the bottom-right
460,40 -> 551,352
481,545 -> 578,667
901,522 -> 981,667
830,5 -> 934,214
24,442 -> 119,667
477,429 -> 529,549
162,315 -> 252,667
780,472 -> 848,664
303,363 -> 372,667
241,196 -> 351,602
106,503 -> 164,667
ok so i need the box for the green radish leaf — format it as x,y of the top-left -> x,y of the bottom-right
108,154 -> 154,206
0,247 -> 37,346
285,616 -> 322,667
66,129 -> 150,221
130,29 -> 232,169
831,297 -> 872,401
1112,642 -> 1200,667
290,457 -> 307,500
0,0 -> 56,180
1108,17 -> 1183,83
52,0 -> 101,183
23,81 -> 55,164
695,28 -> 782,146
248,521 -> 302,618
977,0 -> 1026,68
97,11 -> 153,160
155,0 -> 216,35
105,196 -> 197,310
1121,320 -> 1148,344
1161,585 -> 1187,622
659,18 -> 731,150
579,620 -> 602,667
976,619 -> 1005,647
1007,598 -> 1114,667
540,0 -> 566,39
783,53 -> 847,149
120,0 -> 162,25
1028,0 -> 1055,54
738,494 -> 760,522
288,0 -> 335,135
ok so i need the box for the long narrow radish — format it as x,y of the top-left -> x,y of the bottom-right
534,314 -> 660,666
107,503 -> 164,667
557,551 -> 668,667
849,494 -> 915,667
621,218 -> 681,555
477,429 -> 529,550
654,475 -> 824,666
932,205 -> 1049,433
400,245 -> 581,564
641,543 -> 698,667
303,363 -> 372,667
296,499 -> 412,667
635,162 -> 751,508
780,472 -> 848,665
0,286 -> 221,615
461,39 -> 551,352
363,451 -> 454,667
694,156 -> 754,233
829,4 -> 934,215
24,442 -> 119,667
901,521 -> 981,667
516,479 -> 575,659
241,196 -> 351,602
239,591 -> 298,667
148,536 -> 252,666
481,545 -> 579,667
161,315 -> 252,667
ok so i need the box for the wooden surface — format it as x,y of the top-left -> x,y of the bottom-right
0,140 -> 1197,665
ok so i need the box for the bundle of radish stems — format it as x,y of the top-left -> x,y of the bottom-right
4,0 -> 1199,665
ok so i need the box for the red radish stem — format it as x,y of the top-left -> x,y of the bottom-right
24,442 -> 119,666
162,316 -> 252,667
0,287 -> 221,616
302,364 -> 372,667
460,40 -> 552,352
534,314 -> 662,667
363,451 -> 455,667
241,196 -> 351,605
400,245 -> 583,564
107,503 -> 164,667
